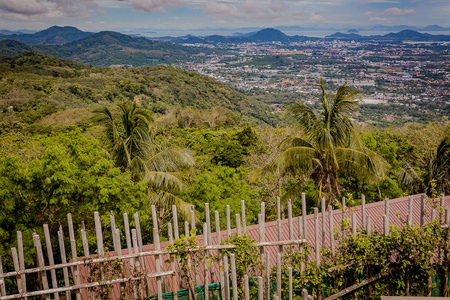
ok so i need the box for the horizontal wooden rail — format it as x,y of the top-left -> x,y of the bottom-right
0,271 -> 174,300
0,239 -> 307,279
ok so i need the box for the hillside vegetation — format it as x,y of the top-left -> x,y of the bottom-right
0,52 -> 278,126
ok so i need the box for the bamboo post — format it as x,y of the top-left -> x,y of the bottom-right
289,267 -> 293,300
266,253 -> 270,299
302,193 -> 307,239
446,208 -> 450,224
352,212 -> 356,235
185,221 -> 190,237
259,213 -> 265,255
385,198 -> 390,226
134,212 -> 147,281
215,211 -> 221,244
123,213 -> 135,271
33,234 -> 51,300
321,197 -> 326,248
226,205 -> 231,238
288,200 -> 293,241
361,194 -> 366,229
167,223 -> 178,300
367,216 -> 371,235
153,228 -> 163,300
314,208 -> 320,266
230,254 -> 238,300
0,255 -> 6,296
273,296 -> 279,300
205,203 -> 215,282
277,219 -> 282,253
241,200 -> 247,233
151,205 -> 159,232
81,224 -> 96,300
342,197 -> 346,239
257,276 -> 263,300
190,206 -> 200,287
383,215 -> 389,236
277,197 -> 281,220
236,214 -> 241,235
298,216 -> 303,241
329,205 -> 335,256
131,229 -> 144,299
16,231 -> 27,299
67,214 -> 81,300
12,248 -> 23,295
219,258 -> 225,300
173,205 -> 179,240
43,225 -> 59,300
203,223 -> 209,300
302,289 -> 308,300
431,209 -> 436,222
420,194 -> 425,227
223,256 -> 230,300
407,196 -> 413,227
244,274 -> 250,300
441,193 -> 445,224
276,253 -> 282,300
58,227 -> 71,300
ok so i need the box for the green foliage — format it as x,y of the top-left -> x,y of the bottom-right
0,129 -> 146,267
180,166 -> 258,229
278,219 -> 449,298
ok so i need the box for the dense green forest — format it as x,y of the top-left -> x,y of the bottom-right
0,52 -> 449,277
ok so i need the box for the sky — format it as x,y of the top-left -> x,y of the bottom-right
0,0 -> 449,34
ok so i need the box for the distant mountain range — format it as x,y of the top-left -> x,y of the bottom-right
327,30 -> 450,41
0,28 -> 214,67
0,26 -> 449,67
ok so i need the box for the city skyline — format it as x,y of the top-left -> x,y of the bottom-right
0,0 -> 449,33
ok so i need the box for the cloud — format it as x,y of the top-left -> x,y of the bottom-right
131,0 -> 184,12
203,0 -> 326,24
379,7 -> 416,16
0,0 -> 97,20
0,0 -> 48,15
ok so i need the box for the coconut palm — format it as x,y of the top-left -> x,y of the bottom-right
92,101 -> 195,224
275,79 -> 387,205
398,136 -> 450,197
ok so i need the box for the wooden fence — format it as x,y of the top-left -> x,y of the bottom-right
0,193 -> 448,300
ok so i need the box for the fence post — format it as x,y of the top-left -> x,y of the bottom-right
322,197 -> 326,248
43,225 -> 59,300
420,194 -> 425,227
329,205 -> 335,256
362,194 -> 366,229
16,231 -> 27,299
230,254 -> 238,300
276,253 -> 282,300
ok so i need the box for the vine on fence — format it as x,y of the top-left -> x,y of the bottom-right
277,219 -> 450,299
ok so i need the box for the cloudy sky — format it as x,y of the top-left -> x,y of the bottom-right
0,0 -> 448,33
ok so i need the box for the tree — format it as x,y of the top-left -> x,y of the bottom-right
275,79 -> 387,205
398,136 -> 450,197
93,101 -> 195,225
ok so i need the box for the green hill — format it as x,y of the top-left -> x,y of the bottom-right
0,52 -> 277,126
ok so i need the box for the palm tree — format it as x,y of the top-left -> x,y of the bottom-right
398,136 -> 450,197
93,101 -> 195,224
275,79 -> 387,205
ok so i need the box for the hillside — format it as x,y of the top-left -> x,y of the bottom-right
0,52 -> 278,126
0,26 -> 92,45
0,30 -> 216,67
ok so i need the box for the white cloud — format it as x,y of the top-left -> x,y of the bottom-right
131,0 -> 184,12
202,0 -> 329,24
379,7 -> 416,16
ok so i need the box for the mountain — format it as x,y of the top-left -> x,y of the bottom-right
0,31 -> 214,67
365,25 -> 420,32
326,30 -> 450,41
422,25 -> 449,31
0,40 -> 33,56
0,52 -> 277,125
248,28 -> 290,42
0,26 -> 93,45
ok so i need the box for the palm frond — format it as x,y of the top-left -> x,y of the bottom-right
277,146 -> 318,175
146,148 -> 194,172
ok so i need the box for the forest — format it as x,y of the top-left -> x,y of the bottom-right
0,51 -> 449,273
